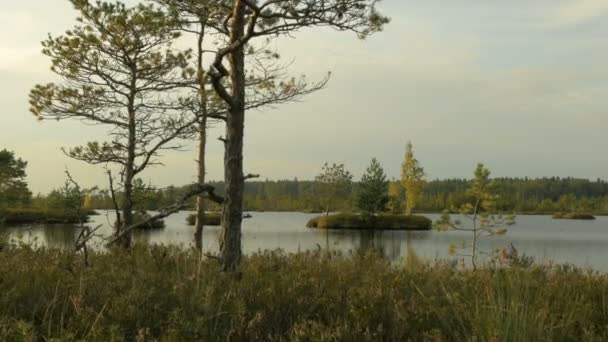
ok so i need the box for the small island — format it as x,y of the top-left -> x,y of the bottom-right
0,208 -> 93,225
186,212 -> 222,226
552,212 -> 596,220
306,213 -> 432,230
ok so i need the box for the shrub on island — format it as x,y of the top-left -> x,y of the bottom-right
0,208 -> 90,225
112,213 -> 165,230
306,213 -> 432,230
186,212 -> 222,226
552,212 -> 596,220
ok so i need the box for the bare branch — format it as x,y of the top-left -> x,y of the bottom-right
107,183 -> 224,246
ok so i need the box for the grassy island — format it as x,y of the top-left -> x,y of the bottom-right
306,213 -> 432,230
552,212 -> 596,220
186,212 -> 222,226
0,208 -> 92,225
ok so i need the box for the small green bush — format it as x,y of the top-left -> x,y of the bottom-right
185,212 -> 222,226
306,213 -> 432,230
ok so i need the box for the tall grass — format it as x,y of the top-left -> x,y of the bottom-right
0,245 -> 607,341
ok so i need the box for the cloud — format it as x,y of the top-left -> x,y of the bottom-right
552,0 -> 608,26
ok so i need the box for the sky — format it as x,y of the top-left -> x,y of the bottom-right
1,0 -> 608,193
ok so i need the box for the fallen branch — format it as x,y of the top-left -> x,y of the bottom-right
107,183 -> 224,247
75,224 -> 104,266
75,224 -> 104,251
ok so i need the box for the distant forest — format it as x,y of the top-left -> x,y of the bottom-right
82,177 -> 608,214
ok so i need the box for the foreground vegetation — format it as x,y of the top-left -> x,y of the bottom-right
0,245 -> 607,341
306,213 -> 432,230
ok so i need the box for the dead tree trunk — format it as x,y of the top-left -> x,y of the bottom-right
219,0 -> 246,272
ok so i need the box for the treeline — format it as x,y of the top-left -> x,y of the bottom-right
81,177 -> 608,214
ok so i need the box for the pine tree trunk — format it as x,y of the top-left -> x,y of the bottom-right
120,108 -> 136,249
194,120 -> 207,251
194,23 -> 208,252
220,0 -> 246,272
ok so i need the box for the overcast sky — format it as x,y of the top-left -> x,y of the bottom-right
2,0 -> 608,193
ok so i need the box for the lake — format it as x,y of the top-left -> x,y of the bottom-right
1,211 -> 607,271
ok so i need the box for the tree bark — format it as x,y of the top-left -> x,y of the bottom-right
220,0 -> 246,272
194,121 -> 207,251
120,85 -> 137,249
194,22 -> 208,252
121,114 -> 135,248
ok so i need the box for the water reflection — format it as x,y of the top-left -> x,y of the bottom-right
1,211 -> 607,272
42,225 -> 78,248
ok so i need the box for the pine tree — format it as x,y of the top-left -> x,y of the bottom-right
357,158 -> 389,214
401,141 -> 425,215
29,1 -> 200,247
435,163 -> 515,270
0,149 -> 31,208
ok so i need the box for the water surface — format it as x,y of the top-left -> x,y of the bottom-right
2,212 -> 607,271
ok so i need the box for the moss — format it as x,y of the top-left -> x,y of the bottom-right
0,208 -> 90,225
306,213 -> 432,230
186,212 -> 222,226
552,212 -> 596,220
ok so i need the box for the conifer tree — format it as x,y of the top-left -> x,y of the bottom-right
0,150 -> 31,208
357,158 -> 388,214
29,0 -> 205,246
209,0 -> 388,271
435,163 -> 515,270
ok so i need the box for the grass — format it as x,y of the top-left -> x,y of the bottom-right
552,212 -> 596,220
0,245 -> 607,340
306,213 -> 432,230
0,208 -> 91,225
185,212 -> 222,226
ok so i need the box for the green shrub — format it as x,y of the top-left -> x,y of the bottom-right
0,208 -> 89,225
186,212 -> 222,226
0,246 -> 607,340
306,213 -> 432,230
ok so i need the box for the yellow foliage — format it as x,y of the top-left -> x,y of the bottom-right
83,193 -> 93,210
